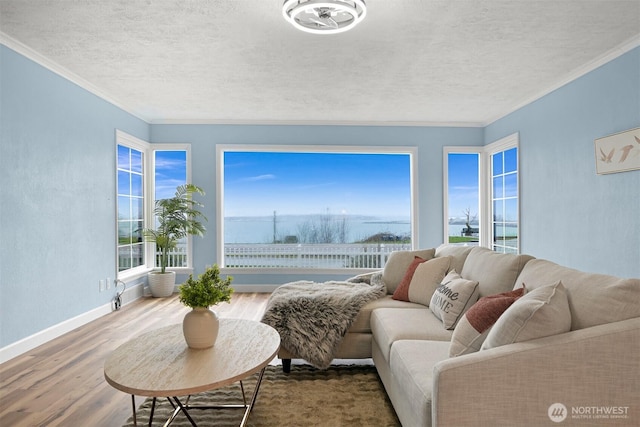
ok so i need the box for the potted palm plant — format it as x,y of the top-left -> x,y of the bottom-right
142,184 -> 207,297
179,265 -> 233,348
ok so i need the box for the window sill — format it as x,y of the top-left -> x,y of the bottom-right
117,268 -> 151,282
219,267 -> 376,275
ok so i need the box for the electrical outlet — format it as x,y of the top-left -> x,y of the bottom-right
106,277 -> 111,290
99,279 -> 105,292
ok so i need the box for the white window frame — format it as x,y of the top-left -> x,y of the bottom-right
151,143 -> 194,274
116,130 -> 151,281
216,144 -> 418,273
485,133 -> 520,253
443,132 -> 519,252
116,130 -> 194,280
442,146 -> 484,245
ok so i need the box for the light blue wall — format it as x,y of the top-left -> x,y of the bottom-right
0,46 -> 149,347
2,42 -> 638,350
150,125 -> 484,285
485,47 -> 640,278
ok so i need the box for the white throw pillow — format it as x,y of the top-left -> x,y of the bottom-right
391,256 -> 451,305
481,281 -> 571,350
407,256 -> 452,306
429,270 -> 479,330
382,249 -> 436,294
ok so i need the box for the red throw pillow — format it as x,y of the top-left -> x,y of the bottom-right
392,256 -> 428,301
449,286 -> 526,357
465,287 -> 526,333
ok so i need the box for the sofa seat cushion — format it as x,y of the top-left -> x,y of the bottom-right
514,259 -> 640,330
461,247 -> 534,297
371,308 -> 453,362
349,295 -> 425,333
389,340 -> 451,427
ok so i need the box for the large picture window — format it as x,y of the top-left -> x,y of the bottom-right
217,146 -> 416,270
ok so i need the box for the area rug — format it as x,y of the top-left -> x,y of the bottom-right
122,364 -> 400,426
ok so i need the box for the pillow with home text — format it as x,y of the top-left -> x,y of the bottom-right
429,270 -> 479,329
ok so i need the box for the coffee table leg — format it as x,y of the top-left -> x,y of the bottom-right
130,395 -> 137,427
128,368 -> 268,427
169,396 -> 198,427
148,397 -> 157,427
238,367 -> 267,427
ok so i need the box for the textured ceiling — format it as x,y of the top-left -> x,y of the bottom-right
1,0 -> 639,125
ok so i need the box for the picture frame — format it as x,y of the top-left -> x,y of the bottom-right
594,127 -> 640,175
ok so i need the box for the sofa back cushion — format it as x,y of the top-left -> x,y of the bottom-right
460,247 -> 534,297
382,249 -> 436,294
435,244 -> 474,275
514,259 -> 640,331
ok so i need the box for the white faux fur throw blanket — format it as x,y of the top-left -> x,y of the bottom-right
261,276 -> 386,369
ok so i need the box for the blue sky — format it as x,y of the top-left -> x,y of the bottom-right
155,151 -> 187,200
154,149 -> 480,221
447,153 -> 479,221
223,151 -> 411,218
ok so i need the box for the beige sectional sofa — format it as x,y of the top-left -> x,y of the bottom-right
278,245 -> 640,426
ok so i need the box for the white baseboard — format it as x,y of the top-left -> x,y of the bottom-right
0,282 -> 144,364
233,284 -> 279,293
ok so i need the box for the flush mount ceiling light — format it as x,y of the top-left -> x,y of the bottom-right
282,0 -> 367,34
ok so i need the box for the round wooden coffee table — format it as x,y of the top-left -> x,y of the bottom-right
104,318 -> 280,427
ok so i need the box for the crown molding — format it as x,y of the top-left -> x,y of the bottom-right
483,34 -> 640,127
0,31 -> 151,123
148,118 -> 484,127
2,30 -> 638,128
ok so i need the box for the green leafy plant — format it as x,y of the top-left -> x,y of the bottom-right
142,184 -> 207,274
179,265 -> 234,309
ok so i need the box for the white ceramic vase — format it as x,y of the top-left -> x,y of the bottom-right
148,271 -> 176,297
183,307 -> 219,349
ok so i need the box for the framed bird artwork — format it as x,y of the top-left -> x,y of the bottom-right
594,127 -> 640,174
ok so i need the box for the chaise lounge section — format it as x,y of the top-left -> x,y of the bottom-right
271,245 -> 639,426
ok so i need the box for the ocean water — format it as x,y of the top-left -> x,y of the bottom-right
449,223 -> 518,238
224,215 -> 411,244
223,216 -> 517,244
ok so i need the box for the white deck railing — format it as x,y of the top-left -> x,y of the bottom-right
162,242 -> 412,269
224,243 -> 411,268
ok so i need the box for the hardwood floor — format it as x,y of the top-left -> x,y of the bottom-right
0,293 -> 271,427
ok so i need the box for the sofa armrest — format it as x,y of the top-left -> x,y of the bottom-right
432,317 -> 640,426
